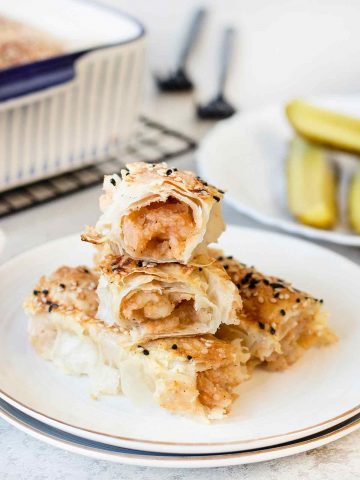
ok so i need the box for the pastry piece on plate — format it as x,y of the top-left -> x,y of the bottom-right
81,162 -> 225,264
23,266 -> 249,420
96,253 -> 242,344
214,253 -> 337,371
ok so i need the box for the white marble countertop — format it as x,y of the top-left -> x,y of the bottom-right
1,13 -> 360,477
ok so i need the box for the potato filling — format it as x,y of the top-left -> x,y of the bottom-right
122,290 -> 196,327
120,290 -> 214,336
122,198 -> 195,259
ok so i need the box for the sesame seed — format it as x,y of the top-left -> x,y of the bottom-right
110,178 -> 116,186
171,344 -> 177,350
270,298 -> 277,304
280,309 -> 286,316
258,296 -> 264,304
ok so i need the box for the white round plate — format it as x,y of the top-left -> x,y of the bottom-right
0,226 -> 359,454
197,95 -> 360,246
1,398 -> 359,469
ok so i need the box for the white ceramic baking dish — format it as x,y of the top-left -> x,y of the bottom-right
0,0 -> 145,192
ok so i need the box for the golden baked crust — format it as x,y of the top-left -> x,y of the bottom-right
213,252 -> 337,370
0,15 -> 63,70
25,265 -> 99,318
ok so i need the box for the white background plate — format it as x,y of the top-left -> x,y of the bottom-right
0,398 -> 359,469
197,95 -> 360,246
0,226 -> 359,454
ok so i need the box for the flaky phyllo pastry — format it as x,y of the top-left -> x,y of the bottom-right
23,266 -> 249,419
215,254 -> 337,371
96,253 -> 242,344
81,162 -> 225,264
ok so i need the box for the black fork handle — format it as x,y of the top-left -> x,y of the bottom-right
217,27 -> 236,97
177,8 -> 207,70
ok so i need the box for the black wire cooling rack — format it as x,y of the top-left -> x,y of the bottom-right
0,116 -> 197,219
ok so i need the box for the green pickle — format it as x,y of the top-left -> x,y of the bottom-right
287,137 -> 337,229
286,100 -> 360,155
348,170 -> 360,234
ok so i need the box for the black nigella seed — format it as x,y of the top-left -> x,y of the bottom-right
270,282 -> 284,289
166,169 -> 172,176
48,303 -> 58,313
213,195 -> 220,202
42,289 -> 49,295
263,279 -> 270,286
227,256 -> 233,260
137,260 -> 143,267
217,256 -> 223,261
173,168 -> 178,172
199,267 -> 203,272
33,290 -> 39,296
59,283 -> 66,289
270,326 -> 276,335
224,265 -> 229,270
187,355 -> 192,360
143,349 -> 150,356
83,268 -> 89,274
274,292 -> 280,298
202,181 -> 208,186
280,309 -> 286,316
46,300 -> 52,305
248,278 -> 260,290
258,322 -> 265,330
241,272 -> 253,285
218,189 -> 225,194
172,344 -> 178,350
320,299 -> 324,304
110,178 -> 116,186
296,298 -> 301,303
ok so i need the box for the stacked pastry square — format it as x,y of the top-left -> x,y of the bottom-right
24,162 -> 336,420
